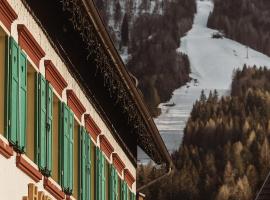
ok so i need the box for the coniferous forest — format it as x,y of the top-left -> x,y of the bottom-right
138,66 -> 270,200
96,0 -> 196,116
208,0 -> 270,56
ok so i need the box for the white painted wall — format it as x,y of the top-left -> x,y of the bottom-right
1,0 -> 136,194
0,136 -> 57,199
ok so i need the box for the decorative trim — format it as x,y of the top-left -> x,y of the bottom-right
84,114 -> 101,142
17,24 -> 45,67
0,0 -> 17,32
16,154 -> 42,182
44,177 -> 65,200
66,90 -> 86,120
45,60 -> 68,97
99,135 -> 114,159
61,0 -> 163,164
124,169 -> 135,188
0,137 -> 13,158
112,153 -> 125,175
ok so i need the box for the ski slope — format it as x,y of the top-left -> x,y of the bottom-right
154,0 -> 270,154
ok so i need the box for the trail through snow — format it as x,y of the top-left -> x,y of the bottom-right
138,0 -> 270,162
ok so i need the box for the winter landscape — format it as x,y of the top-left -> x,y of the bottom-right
156,0 -> 270,155
98,0 -> 270,199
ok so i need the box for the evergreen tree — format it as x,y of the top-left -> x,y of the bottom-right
200,90 -> 207,102
121,13 -> 129,46
114,1 -> 122,25
213,89 -> 219,102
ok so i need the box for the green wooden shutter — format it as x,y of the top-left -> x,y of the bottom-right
35,74 -> 53,176
79,126 -> 86,200
115,170 -> 119,200
34,73 -> 39,164
96,147 -> 100,200
125,183 -> 128,200
5,36 -> 10,138
8,37 -> 27,153
61,102 -> 70,191
101,153 -> 106,200
129,190 -> 133,200
60,103 -> 74,194
46,82 -> 53,175
59,101 -> 63,185
8,37 -> 19,146
110,166 -> 118,200
86,133 -> 91,200
18,50 -> 27,152
121,180 -> 123,200
37,74 -> 47,170
96,147 -> 103,200
110,165 -> 115,200
124,181 -> 126,200
68,110 -> 74,193
121,181 -> 128,200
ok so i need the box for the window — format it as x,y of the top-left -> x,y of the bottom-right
25,62 -> 36,161
118,177 -> 121,200
129,189 -> 136,200
79,126 -> 91,200
121,180 -> 128,200
106,160 -> 109,200
7,37 -> 27,153
35,73 -> 53,176
130,191 -> 136,200
96,147 -> 106,200
0,29 -> 7,136
91,140 -> 96,200
110,166 -> 119,200
73,120 -> 79,199
59,102 -> 74,194
52,94 -> 60,182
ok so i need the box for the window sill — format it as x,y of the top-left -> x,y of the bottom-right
44,177 -> 66,200
16,154 -> 42,182
0,136 -> 13,158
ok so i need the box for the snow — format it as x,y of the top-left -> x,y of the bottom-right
138,0 -> 270,161
120,46 -> 129,63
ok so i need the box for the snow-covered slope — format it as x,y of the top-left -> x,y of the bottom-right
153,0 -> 270,153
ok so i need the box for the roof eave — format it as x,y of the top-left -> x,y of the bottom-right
81,0 -> 173,166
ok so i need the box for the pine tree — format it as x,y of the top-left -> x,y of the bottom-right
114,1 -> 122,25
224,161 -> 235,185
121,13 -> 129,46
200,90 -> 207,102
214,89 -> 219,102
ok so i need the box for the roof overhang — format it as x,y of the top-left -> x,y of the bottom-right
23,0 -> 173,167
81,0 -> 172,166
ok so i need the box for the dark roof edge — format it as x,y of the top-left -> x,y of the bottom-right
82,0 -> 173,167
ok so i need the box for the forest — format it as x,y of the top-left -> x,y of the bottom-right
138,66 -> 270,200
95,0 -> 196,116
208,0 -> 270,56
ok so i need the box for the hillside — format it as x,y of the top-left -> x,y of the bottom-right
152,0 -> 270,156
95,0 -> 196,116
208,0 -> 270,57
138,66 -> 270,200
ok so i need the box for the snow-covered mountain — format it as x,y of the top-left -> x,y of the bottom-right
153,0 -> 270,154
